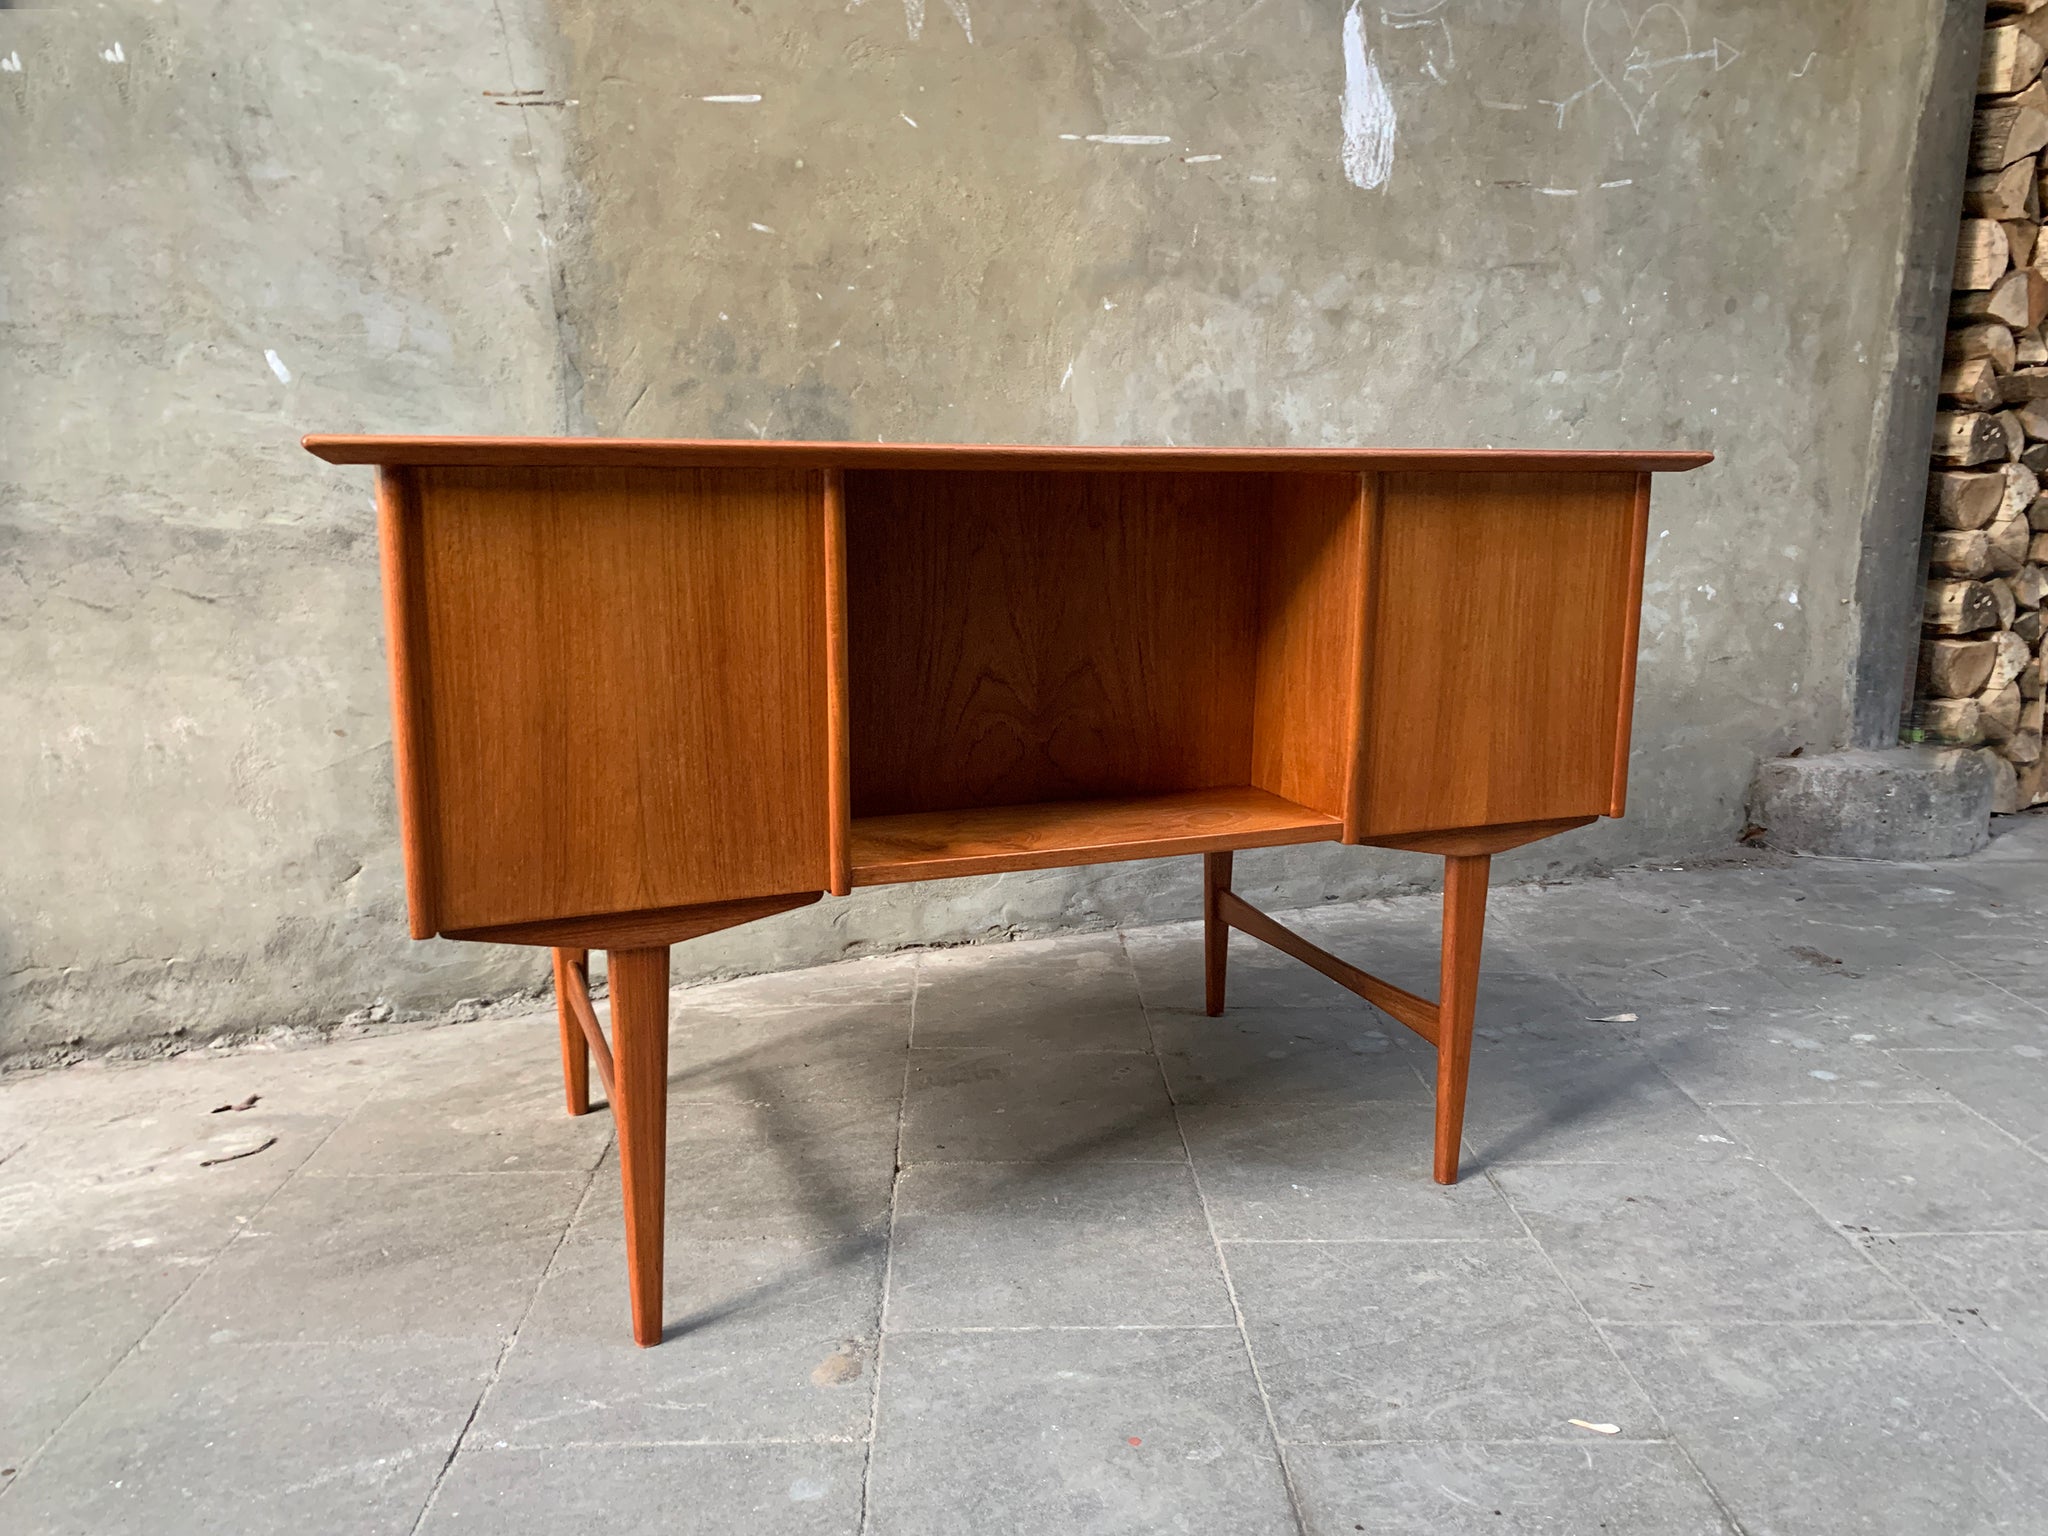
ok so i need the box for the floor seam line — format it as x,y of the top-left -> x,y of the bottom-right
1127,925 -> 1311,1536
856,951 -> 918,1536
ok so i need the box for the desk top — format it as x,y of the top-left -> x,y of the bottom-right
303,435 -> 1712,475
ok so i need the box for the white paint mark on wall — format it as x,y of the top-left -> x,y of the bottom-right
701,93 -> 762,104
901,112 -> 918,127
1,52 -> 21,72
264,349 -> 292,384
857,0 -> 973,43
1249,174 -> 1278,184
1085,134 -> 1172,145
1480,99 -> 1525,111
1058,133 -> 1081,140
1183,153 -> 1222,164
1059,360 -> 1074,391
1537,187 -> 1578,196
749,221 -> 775,233
1340,0 -> 1395,191
1792,51 -> 1817,79
1600,178 -> 1634,188
101,41 -> 126,63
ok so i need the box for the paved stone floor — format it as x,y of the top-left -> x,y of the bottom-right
4,820 -> 2048,1535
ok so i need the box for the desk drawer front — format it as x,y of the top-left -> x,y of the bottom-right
391,465 -> 830,932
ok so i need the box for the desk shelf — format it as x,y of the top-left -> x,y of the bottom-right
848,786 -> 1342,886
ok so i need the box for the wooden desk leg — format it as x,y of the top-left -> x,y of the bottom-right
1203,851 -> 1233,1017
551,947 -> 592,1116
607,945 -> 672,1347
1433,854 -> 1491,1185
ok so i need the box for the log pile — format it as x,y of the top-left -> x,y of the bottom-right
1918,2 -> 2048,811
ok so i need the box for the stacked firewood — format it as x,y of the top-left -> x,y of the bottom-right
1922,3 -> 2048,810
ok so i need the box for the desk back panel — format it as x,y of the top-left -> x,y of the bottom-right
394,465 -> 831,932
1352,470 -> 1648,838
844,470 -> 1266,816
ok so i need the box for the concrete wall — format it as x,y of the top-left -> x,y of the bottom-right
1,0 -> 1962,1059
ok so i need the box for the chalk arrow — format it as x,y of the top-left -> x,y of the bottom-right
1711,37 -> 1741,70
1632,40 -> 1742,74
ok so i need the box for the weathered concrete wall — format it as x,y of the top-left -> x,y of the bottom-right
2,0 -> 1963,1058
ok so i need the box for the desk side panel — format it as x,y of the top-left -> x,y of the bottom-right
412,466 -> 830,930
1249,473 -> 1368,822
1353,470 -> 1642,838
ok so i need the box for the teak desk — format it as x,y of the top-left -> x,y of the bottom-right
304,435 -> 1709,1345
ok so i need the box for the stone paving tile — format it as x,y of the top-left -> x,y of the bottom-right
686,949 -> 919,1013
571,1099 -> 898,1246
1288,1442 -> 1734,1535
299,1054 -> 614,1176
1,1335 -> 498,1536
913,934 -> 1151,1052
0,1101 -> 348,1264
1226,1239 -> 1656,1442
1623,1003 -> 1951,1105
665,999 -> 911,1108
1606,1322 -> 2048,1536
1712,1102 -> 2048,1233
1460,1035 -> 1748,1168
1889,1046 -> 2048,1150
473,1236 -> 884,1447
1181,1101 -> 1522,1240
421,1443 -> 866,1535
1859,1232 -> 2048,1408
1492,1161 -> 1917,1323
0,1251 -> 194,1470
1152,1006 -> 1432,1107
1770,956 -> 2048,1053
866,1328 -> 1295,1536
152,1169 -> 588,1347
886,1161 -> 1233,1330
901,1047 -> 1180,1164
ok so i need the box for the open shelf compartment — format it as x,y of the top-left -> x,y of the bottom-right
839,467 -> 1368,884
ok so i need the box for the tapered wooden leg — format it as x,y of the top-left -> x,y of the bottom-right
607,945 -> 672,1347
551,947 -> 591,1116
1203,851 -> 1233,1017
1433,854 -> 1491,1185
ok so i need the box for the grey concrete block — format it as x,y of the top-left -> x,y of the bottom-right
1181,1101 -> 1521,1240
1227,1239 -> 1656,1442
1288,1443 -> 1733,1535
1865,1232 -> 2048,1407
473,1237 -> 883,1446
573,1099 -> 898,1246
886,1162 -> 1232,1330
421,1444 -> 866,1535
1492,1162 -> 1916,1323
1607,1322 -> 2048,1535
901,1048 -> 1181,1163
2,1337 -> 496,1536
0,1253 -> 190,1469
1714,1102 -> 2048,1233
867,1329 -> 1294,1536
154,1170 -> 585,1346
665,998 -> 911,1108
1461,1035 -> 1747,1169
1747,747 -> 1993,860
1152,1008 -> 1432,1108
1889,1046 -> 2048,1149
1624,1004 -> 1954,1106
1127,923 -> 1374,1017
913,935 -> 1151,1053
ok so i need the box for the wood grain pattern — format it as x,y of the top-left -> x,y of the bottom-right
823,469 -> 853,897
1353,471 -> 1643,838
1359,816 -> 1596,857
443,892 -> 822,950
411,466 -> 831,931
551,946 -> 594,1115
1250,474 -> 1369,821
849,786 -> 1339,885
1608,472 -> 1653,816
309,434 -> 1713,476
1433,854 -> 1490,1185
845,470 -> 1263,816
1203,851 -> 1233,1017
374,467 -> 440,938
608,945 -> 671,1347
1215,889 -> 1439,1045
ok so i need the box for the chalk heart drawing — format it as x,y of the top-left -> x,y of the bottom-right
1583,0 -> 1692,132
